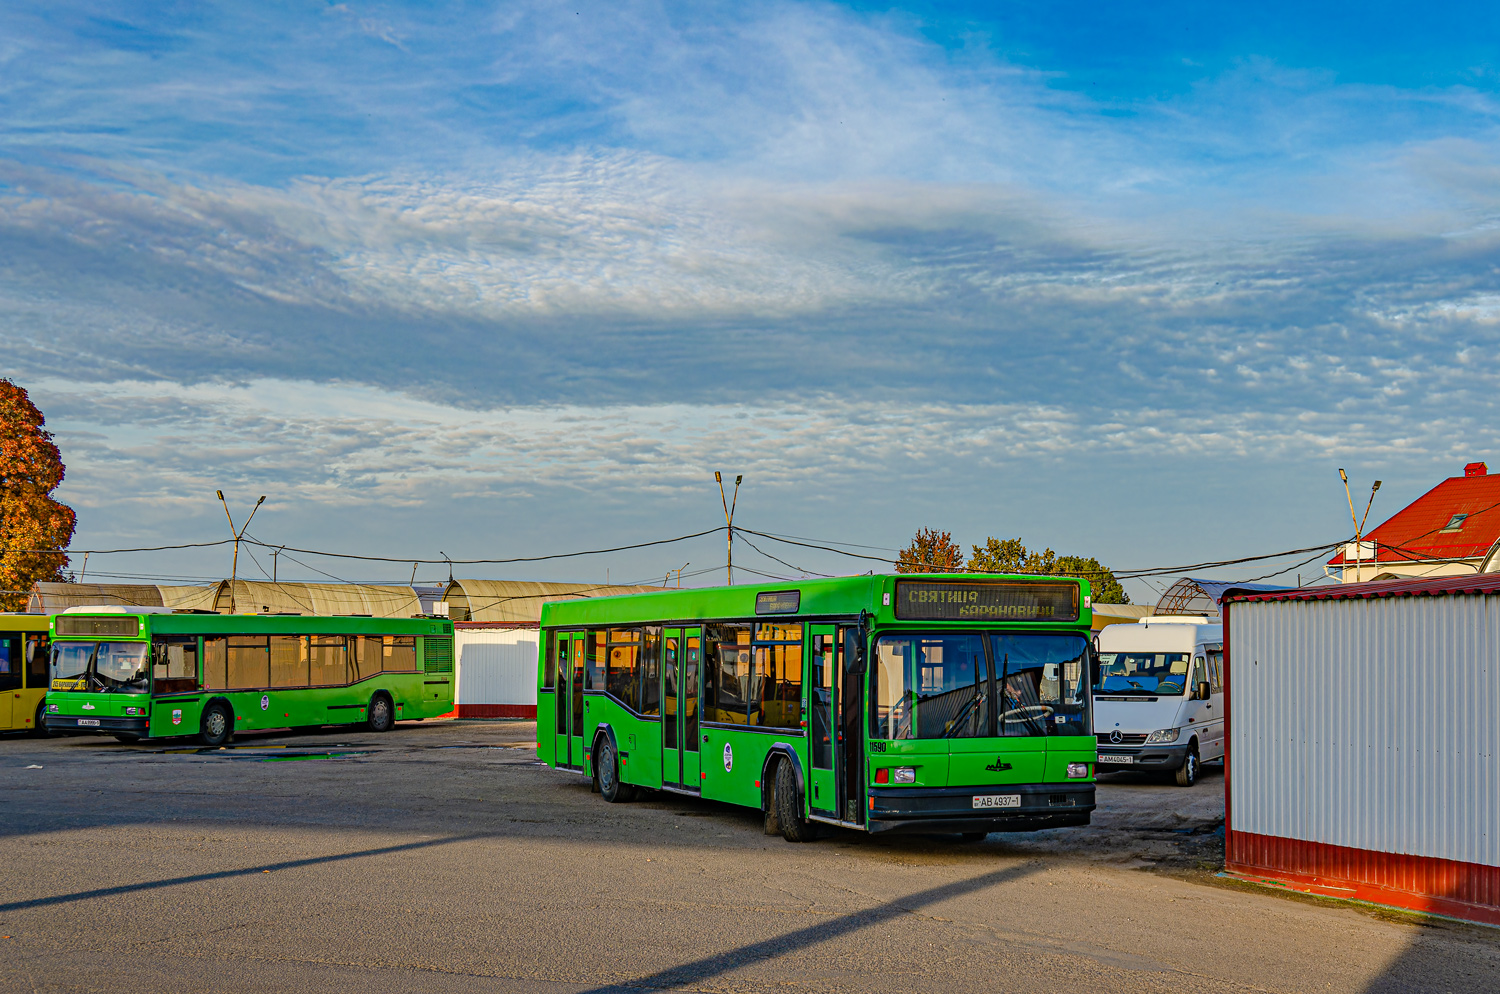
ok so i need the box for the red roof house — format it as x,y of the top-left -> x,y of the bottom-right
1327,462 -> 1500,581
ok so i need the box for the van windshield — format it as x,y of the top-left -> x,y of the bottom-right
1094,652 -> 1189,696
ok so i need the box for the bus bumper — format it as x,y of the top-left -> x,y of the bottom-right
44,715 -> 151,735
866,784 -> 1095,835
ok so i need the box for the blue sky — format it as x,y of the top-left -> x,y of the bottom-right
3,1 -> 1499,600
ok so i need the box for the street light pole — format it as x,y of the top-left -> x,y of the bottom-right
216,490 -> 266,613
715,472 -> 741,584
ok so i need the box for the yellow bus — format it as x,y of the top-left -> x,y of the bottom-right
1,615 -> 51,734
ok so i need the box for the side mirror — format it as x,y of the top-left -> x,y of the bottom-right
1195,682 -> 1211,701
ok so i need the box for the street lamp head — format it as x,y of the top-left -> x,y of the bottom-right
734,475 -> 742,486
256,495 -> 266,505
715,471 -> 722,483
216,490 -> 225,500
1372,481 -> 1382,492
1338,468 -> 1348,483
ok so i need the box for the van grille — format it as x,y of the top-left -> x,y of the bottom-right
1097,732 -> 1147,745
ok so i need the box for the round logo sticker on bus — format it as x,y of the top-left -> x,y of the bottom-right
260,694 -> 270,711
722,743 -> 733,772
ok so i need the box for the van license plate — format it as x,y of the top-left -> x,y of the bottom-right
1098,754 -> 1133,764
77,719 -> 100,726
972,794 -> 1020,809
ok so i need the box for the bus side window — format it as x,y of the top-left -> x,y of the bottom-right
25,635 -> 49,689
0,637 -> 19,691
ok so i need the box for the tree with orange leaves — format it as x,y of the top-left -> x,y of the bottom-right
0,380 -> 75,610
895,527 -> 965,573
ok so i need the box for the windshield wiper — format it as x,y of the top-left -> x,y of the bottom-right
942,693 -> 983,738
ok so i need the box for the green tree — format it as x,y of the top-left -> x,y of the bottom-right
967,536 -> 1129,604
0,380 -> 75,611
895,527 -> 965,573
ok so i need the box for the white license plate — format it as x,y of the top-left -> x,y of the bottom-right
1098,753 -> 1133,764
77,718 -> 100,727
972,794 -> 1021,809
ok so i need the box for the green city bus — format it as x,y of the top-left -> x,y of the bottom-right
537,573 -> 1098,841
43,609 -> 454,744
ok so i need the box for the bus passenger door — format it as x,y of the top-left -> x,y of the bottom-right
552,636 -> 573,768
680,629 -> 701,790
837,626 -> 866,826
808,626 -> 836,816
662,629 -> 682,786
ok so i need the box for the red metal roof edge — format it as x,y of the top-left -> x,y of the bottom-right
1224,572 -> 1500,604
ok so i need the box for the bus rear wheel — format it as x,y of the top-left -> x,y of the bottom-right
200,703 -> 232,747
597,736 -> 636,803
367,694 -> 394,733
774,759 -> 817,842
113,733 -> 140,744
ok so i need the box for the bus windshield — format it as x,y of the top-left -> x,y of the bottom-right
52,641 -> 150,692
1094,652 -> 1189,696
872,632 -> 1090,739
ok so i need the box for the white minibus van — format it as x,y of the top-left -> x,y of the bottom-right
1093,617 -> 1224,786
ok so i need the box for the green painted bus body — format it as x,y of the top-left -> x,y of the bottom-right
537,573 -> 1098,836
44,613 -> 454,740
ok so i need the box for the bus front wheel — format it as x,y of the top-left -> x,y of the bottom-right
774,760 -> 817,842
32,701 -> 52,738
200,703 -> 232,747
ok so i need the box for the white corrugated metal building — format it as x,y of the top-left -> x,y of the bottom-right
443,579 -> 661,718
1222,575 -> 1500,925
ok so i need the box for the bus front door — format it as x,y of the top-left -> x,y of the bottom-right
837,626 -> 866,826
660,628 -> 701,791
809,625 -> 836,817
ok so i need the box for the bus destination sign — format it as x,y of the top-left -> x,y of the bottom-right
755,590 -> 801,615
893,581 -> 1079,622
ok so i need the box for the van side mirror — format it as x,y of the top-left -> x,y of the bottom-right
1195,681 -> 1211,701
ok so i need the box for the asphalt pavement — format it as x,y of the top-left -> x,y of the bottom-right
0,720 -> 1495,993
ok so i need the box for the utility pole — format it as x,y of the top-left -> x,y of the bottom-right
1338,470 -> 1381,581
216,490 -> 266,613
271,546 -> 286,582
715,472 -> 742,584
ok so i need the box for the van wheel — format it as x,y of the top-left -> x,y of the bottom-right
1175,744 -> 1200,787
367,694 -> 394,732
775,760 -> 817,842
200,703 -> 232,747
597,736 -> 636,803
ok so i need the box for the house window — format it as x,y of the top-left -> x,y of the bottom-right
1442,513 -> 1468,531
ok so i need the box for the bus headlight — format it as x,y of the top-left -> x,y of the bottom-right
1146,727 -> 1181,744
892,767 -> 916,784
1066,762 -> 1090,779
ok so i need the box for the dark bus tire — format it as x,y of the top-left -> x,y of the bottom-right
32,702 -> 52,738
113,733 -> 140,744
775,760 -> 817,842
200,703 -> 233,747
367,694 -> 394,732
597,736 -> 636,803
